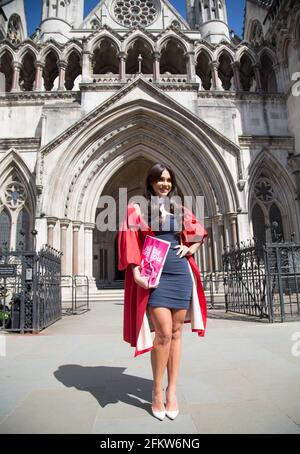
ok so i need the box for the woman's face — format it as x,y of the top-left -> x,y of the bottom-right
151,169 -> 173,197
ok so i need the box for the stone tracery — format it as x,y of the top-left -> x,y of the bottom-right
112,0 -> 159,28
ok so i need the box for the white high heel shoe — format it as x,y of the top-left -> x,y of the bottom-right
151,407 -> 166,421
165,387 -> 179,420
151,392 -> 166,421
166,409 -> 179,420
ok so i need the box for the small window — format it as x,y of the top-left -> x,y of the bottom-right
0,210 -> 11,251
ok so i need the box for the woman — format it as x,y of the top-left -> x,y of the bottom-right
118,163 -> 208,421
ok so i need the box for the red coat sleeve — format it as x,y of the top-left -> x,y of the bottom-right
118,204 -> 143,271
182,207 -> 208,246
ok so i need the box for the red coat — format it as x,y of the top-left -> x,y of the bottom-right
118,203 -> 208,357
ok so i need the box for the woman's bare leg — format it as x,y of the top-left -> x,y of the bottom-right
166,309 -> 187,411
148,307 -> 173,411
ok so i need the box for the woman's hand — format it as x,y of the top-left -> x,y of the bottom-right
173,245 -> 191,258
131,264 -> 150,289
134,275 -> 150,289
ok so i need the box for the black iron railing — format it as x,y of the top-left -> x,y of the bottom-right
0,245 -> 62,333
223,237 -> 300,322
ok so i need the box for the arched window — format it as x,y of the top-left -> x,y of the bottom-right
16,208 -> 31,250
260,53 -> 277,92
65,51 -> 82,90
0,51 -> 14,92
252,204 -> 266,246
239,54 -> 255,91
43,50 -> 59,91
196,51 -> 212,90
218,52 -> 233,91
92,39 -> 119,75
0,210 -> 11,251
269,203 -> 284,242
126,38 -> 153,74
160,39 -> 186,75
20,50 -> 36,92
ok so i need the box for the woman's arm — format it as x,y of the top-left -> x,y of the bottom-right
131,264 -> 149,289
187,241 -> 202,256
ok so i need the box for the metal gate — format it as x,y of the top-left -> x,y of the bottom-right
265,242 -> 300,322
0,246 -> 62,333
223,240 -> 300,322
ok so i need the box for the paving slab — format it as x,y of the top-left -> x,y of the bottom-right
0,302 -> 300,434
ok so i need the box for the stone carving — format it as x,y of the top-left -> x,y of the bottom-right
254,178 -> 276,203
112,0 -> 159,28
7,14 -> 22,45
2,182 -> 27,210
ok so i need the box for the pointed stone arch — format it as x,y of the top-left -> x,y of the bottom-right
124,31 -> 155,55
258,49 -> 278,92
158,33 -> 189,54
216,49 -> 234,91
214,46 -> 234,63
40,44 -> 62,64
92,37 -> 119,75
0,48 -> 14,92
248,151 -> 298,242
62,43 -> 82,62
42,49 -> 60,91
195,49 -> 212,90
65,49 -> 82,90
16,42 -> 37,61
43,99 -> 239,218
19,49 -> 36,91
88,31 -> 121,53
125,37 -> 154,74
159,37 -> 187,74
0,150 -> 36,250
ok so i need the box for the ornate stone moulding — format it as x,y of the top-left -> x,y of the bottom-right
111,0 -> 160,28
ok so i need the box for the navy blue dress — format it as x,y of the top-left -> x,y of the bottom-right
147,213 -> 193,310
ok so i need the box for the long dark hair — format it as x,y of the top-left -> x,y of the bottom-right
142,163 -> 183,233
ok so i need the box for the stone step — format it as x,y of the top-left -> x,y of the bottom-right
63,289 -> 226,304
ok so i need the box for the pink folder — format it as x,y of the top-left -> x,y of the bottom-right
140,235 -> 171,288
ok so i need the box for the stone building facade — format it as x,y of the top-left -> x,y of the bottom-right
0,0 -> 299,292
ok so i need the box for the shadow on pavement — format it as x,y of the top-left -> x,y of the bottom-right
54,365 -> 153,415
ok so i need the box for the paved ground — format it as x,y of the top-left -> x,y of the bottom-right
0,301 -> 300,434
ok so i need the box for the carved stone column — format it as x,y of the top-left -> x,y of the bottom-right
58,61 -> 67,91
47,217 -> 58,247
11,62 -> 21,92
223,213 -> 231,252
229,213 -> 238,247
72,222 -> 81,276
231,61 -> 242,91
34,61 -> 44,91
252,63 -> 263,92
201,220 -> 208,272
82,38 -> 92,83
153,51 -> 160,82
212,215 -> 223,271
84,223 -> 95,277
206,221 -> 214,272
60,220 -> 70,276
186,51 -> 196,83
281,63 -> 290,90
210,61 -> 222,90
118,52 -> 126,81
